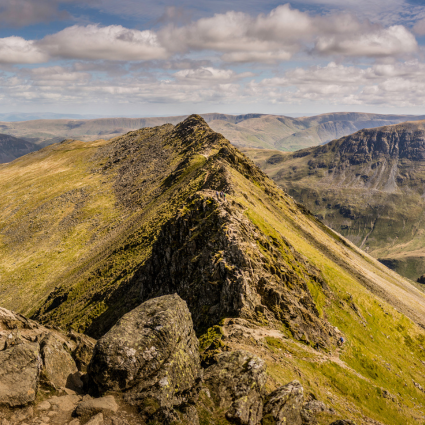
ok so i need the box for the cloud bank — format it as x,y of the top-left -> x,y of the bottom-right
0,4 -> 419,64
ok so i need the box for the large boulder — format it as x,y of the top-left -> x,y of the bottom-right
88,294 -> 201,423
0,341 -> 41,407
40,333 -> 78,389
262,381 -> 304,425
203,350 -> 267,425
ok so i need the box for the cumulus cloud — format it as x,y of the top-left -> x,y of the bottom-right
0,5 -> 420,65
39,25 -> 169,61
315,25 -> 418,57
174,67 -> 253,83
159,5 -> 313,62
254,60 -> 425,107
0,37 -> 49,64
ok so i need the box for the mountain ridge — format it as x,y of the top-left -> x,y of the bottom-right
1,111 -> 424,156
3,115 -> 425,423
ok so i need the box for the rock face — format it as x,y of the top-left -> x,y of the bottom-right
40,333 -> 78,389
0,307 -> 92,407
88,294 -> 201,423
203,350 -> 267,425
417,274 -> 425,284
265,120 -> 425,281
0,342 -> 41,407
131,190 -> 335,348
262,381 -> 304,425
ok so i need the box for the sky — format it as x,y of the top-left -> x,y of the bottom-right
0,0 -> 425,117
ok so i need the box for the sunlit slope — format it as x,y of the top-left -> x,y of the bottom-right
2,116 -> 425,423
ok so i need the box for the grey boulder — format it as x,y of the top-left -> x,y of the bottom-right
0,342 -> 41,407
204,350 -> 267,425
88,294 -> 201,422
262,381 -> 304,425
40,333 -> 78,389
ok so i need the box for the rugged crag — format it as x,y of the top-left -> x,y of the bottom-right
247,120 -> 425,280
2,116 -> 425,423
0,298 -> 335,425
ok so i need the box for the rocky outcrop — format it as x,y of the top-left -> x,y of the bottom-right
417,274 -> 425,284
0,307 -> 93,407
0,342 -> 41,407
88,294 -> 201,424
262,381 -> 304,425
203,350 -> 267,425
40,333 -> 78,389
130,190 -> 335,349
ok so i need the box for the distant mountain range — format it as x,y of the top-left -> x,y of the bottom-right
243,119 -> 425,281
0,112 -> 106,122
0,133 -> 41,163
1,112 -> 424,158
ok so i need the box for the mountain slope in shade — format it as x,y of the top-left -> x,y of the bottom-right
245,120 -> 425,280
0,133 -> 41,163
2,116 -> 425,423
1,111 -> 424,153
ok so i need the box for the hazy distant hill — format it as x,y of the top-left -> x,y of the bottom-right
0,112 -> 105,121
1,112 -> 424,154
243,120 -> 425,280
0,133 -> 40,163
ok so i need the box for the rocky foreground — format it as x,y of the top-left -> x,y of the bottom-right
0,296 -> 353,425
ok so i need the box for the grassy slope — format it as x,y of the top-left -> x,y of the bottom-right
204,163 -> 425,424
2,117 -> 425,423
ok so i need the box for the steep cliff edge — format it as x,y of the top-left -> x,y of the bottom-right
2,116 -> 425,423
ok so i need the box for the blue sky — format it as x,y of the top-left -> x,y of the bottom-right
0,0 -> 425,117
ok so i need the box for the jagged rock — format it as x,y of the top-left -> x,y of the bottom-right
86,413 -> 104,425
88,294 -> 201,423
40,333 -> 78,389
68,330 -> 96,372
75,395 -> 118,418
49,394 -> 81,412
301,399 -> 334,424
262,381 -> 304,425
203,350 -> 267,425
329,421 -> 356,425
0,341 -> 41,407
418,275 -> 425,285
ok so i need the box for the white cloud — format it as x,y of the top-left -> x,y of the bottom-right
315,25 -> 418,57
174,67 -> 253,82
0,5 -> 420,65
39,25 -> 169,61
0,37 -> 49,64
254,60 -> 425,107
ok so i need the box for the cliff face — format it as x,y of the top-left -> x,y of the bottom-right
3,116 -> 425,423
259,121 -> 425,280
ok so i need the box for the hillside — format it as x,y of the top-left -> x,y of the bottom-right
2,116 -> 425,423
0,133 -> 40,163
247,120 -> 425,281
1,112 -> 424,153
